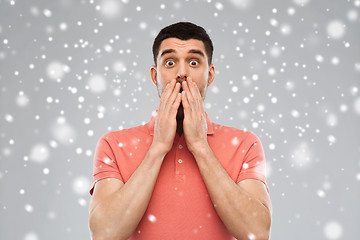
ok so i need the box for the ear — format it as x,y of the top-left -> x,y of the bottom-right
150,65 -> 157,86
207,64 -> 215,86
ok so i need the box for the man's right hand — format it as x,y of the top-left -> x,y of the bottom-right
151,79 -> 181,155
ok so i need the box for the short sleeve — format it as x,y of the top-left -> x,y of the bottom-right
236,132 -> 268,192
89,132 -> 123,196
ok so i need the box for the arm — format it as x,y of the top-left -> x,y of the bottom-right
89,79 -> 182,240
89,145 -> 166,240
181,78 -> 272,240
192,145 -> 272,240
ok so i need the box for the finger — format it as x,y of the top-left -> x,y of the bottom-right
187,77 -> 202,107
184,78 -> 202,113
163,79 -> 177,100
182,80 -> 194,110
170,92 -> 182,115
188,77 -> 206,113
159,79 -> 176,110
167,82 -> 181,106
167,82 -> 181,115
181,90 -> 191,116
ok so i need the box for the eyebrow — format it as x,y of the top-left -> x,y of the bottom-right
188,49 -> 205,57
160,49 -> 175,58
160,49 -> 205,58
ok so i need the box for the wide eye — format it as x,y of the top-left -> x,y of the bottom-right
189,60 -> 199,66
165,60 -> 175,67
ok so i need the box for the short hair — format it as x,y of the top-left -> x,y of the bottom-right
152,22 -> 214,66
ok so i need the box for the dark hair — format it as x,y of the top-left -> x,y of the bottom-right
152,22 -> 214,66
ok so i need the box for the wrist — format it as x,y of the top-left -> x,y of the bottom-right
148,142 -> 169,159
189,141 -> 211,158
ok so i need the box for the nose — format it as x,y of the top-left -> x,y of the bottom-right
176,62 -> 188,82
176,74 -> 187,82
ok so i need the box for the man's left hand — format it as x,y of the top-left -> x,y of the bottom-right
181,77 -> 208,153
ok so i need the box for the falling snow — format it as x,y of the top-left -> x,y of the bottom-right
72,176 -> 91,195
46,61 -> 70,81
291,142 -> 313,168
148,214 -> 157,223
1,0 -> 359,239
24,232 -> 39,240
324,221 -> 343,239
87,74 -> 107,94
29,144 -> 50,163
99,0 -> 123,20
326,20 -> 346,39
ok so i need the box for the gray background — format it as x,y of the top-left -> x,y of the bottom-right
1,0 -> 359,239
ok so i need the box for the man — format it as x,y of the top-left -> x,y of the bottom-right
88,22 -> 272,240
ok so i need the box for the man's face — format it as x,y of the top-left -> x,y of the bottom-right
150,38 -> 215,101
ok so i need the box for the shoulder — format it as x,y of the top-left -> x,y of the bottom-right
212,122 -> 260,143
97,123 -> 150,147
105,123 -> 148,137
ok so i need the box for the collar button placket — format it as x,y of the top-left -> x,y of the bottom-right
175,137 -> 186,176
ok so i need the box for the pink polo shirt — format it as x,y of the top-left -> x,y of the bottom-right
89,112 -> 267,239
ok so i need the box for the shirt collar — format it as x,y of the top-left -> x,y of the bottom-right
147,110 -> 215,136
